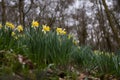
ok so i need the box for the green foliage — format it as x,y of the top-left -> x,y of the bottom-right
21,26 -> 75,68
0,22 -> 120,78
72,47 -> 120,77
0,28 -> 16,50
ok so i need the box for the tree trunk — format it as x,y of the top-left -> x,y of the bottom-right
19,0 -> 24,26
2,0 -> 6,25
102,0 -> 120,48
97,0 -> 112,51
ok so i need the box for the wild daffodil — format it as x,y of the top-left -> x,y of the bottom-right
32,20 -> 39,28
42,25 -> 50,33
56,27 -> 66,35
6,22 -> 15,29
60,29 -> 66,35
17,25 -> 23,32
56,28 -> 62,33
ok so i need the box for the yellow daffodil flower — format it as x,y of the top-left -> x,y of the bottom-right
60,30 -> 66,35
32,20 -> 39,28
6,22 -> 15,29
56,27 -> 66,35
56,28 -> 62,32
17,25 -> 23,32
42,25 -> 50,33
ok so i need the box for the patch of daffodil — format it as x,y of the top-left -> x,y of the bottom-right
56,27 -> 66,35
5,22 -> 15,29
32,20 -> 39,28
42,25 -> 50,33
17,25 -> 23,32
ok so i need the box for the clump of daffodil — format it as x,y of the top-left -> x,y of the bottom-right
32,20 -> 39,28
5,22 -> 15,29
56,27 -> 66,35
0,23 -> 2,29
17,25 -> 23,32
42,25 -> 50,33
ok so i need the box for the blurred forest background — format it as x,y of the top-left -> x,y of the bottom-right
0,0 -> 120,52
